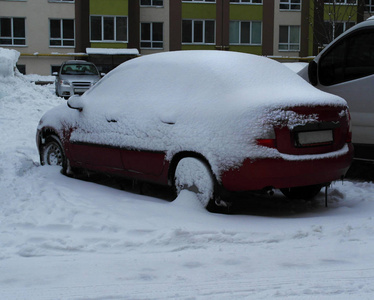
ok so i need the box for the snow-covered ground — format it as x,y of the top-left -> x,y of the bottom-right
1,48 -> 374,299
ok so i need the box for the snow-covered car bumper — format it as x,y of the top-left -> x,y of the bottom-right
220,144 -> 354,192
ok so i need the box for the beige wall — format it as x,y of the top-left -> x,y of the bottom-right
139,2 -> 169,55
273,0 -> 302,57
1,0 -> 75,74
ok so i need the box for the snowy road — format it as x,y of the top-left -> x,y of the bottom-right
1,56 -> 374,299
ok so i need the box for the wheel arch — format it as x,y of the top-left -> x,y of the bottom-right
37,128 -> 64,162
168,151 -> 216,186
38,128 -> 62,147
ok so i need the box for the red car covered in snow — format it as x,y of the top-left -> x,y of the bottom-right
37,51 -> 353,211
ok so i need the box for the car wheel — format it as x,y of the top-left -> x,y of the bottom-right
174,157 -> 216,210
40,136 -> 67,174
280,184 -> 322,200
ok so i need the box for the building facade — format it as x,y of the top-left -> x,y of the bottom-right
0,0 -> 371,75
1,0 -> 76,74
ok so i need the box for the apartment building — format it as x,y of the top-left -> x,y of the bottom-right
1,0 -> 370,75
0,0 -> 76,74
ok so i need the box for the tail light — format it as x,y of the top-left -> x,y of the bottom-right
256,139 -> 276,148
256,129 -> 276,148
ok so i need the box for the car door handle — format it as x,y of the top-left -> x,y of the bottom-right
107,119 -> 117,123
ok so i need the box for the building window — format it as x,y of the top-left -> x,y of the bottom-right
280,0 -> 301,10
140,22 -> 163,48
322,21 -> 355,45
230,0 -> 262,4
51,65 -> 60,75
279,25 -> 300,51
182,0 -> 216,3
229,21 -> 262,45
90,16 -> 128,42
0,17 -> 26,46
50,19 -> 74,47
182,20 -> 215,44
323,0 -> 357,4
140,0 -> 163,6
365,0 -> 374,12
49,0 -> 74,2
16,64 -> 26,75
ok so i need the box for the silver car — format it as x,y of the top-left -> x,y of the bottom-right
54,60 -> 102,99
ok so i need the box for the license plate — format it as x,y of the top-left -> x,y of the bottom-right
74,88 -> 88,93
297,130 -> 333,146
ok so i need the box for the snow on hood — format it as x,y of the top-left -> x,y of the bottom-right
40,51 -> 348,177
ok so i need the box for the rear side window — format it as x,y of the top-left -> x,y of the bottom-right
319,30 -> 374,86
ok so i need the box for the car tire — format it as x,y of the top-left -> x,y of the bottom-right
40,135 -> 67,174
280,184 -> 322,200
174,157 -> 217,210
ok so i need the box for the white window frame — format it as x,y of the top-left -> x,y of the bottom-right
322,20 -> 356,45
182,19 -> 215,44
182,0 -> 216,3
323,0 -> 357,4
279,25 -> 300,51
140,22 -> 164,49
365,0 -> 374,12
140,0 -> 163,6
49,19 -> 75,47
229,20 -> 262,45
90,15 -> 128,42
48,0 -> 75,3
0,17 -> 26,46
230,0 -> 263,4
280,0 -> 301,11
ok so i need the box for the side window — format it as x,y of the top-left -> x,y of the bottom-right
319,30 -> 374,86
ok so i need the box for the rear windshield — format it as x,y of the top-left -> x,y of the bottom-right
61,64 -> 99,75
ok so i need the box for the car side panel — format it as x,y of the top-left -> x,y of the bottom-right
67,142 -> 170,185
68,142 -> 124,174
121,149 -> 166,177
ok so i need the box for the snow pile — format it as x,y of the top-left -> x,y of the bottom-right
0,49 -> 62,196
0,47 -> 19,78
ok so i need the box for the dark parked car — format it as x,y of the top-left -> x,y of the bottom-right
37,51 -> 353,211
54,60 -> 102,98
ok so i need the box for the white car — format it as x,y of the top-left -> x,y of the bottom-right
54,60 -> 102,99
298,18 -> 374,162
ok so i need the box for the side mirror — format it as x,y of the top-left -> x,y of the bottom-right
67,95 -> 84,112
101,73 -> 106,77
308,60 -> 318,86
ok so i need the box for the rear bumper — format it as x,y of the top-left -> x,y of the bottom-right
220,144 -> 354,192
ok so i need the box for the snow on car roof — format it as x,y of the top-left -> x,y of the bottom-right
83,50 -> 345,112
